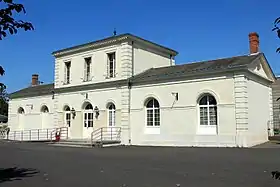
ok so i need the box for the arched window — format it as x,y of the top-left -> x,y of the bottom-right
107,103 -> 116,127
18,107 -> 25,114
146,98 -> 160,127
83,102 -> 93,128
64,105 -> 71,127
41,105 -> 49,113
199,94 -> 217,126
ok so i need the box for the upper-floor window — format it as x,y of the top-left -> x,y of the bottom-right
64,61 -> 71,84
107,52 -> 116,78
84,57 -> 92,81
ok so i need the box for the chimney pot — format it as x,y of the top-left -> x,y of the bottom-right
31,74 -> 39,86
249,32 -> 259,54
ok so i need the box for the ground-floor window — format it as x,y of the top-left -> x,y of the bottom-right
84,112 -> 94,127
107,103 -> 116,127
64,105 -> 71,127
199,94 -> 217,126
197,93 -> 218,135
84,103 -> 94,128
146,98 -> 160,127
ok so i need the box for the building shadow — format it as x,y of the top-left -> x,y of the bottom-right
0,167 -> 39,183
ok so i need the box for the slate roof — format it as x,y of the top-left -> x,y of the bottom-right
9,83 -> 54,99
9,53 -> 265,99
131,53 -> 262,83
52,33 -> 178,57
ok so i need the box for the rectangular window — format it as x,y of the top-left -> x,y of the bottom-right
84,57 -> 91,81
107,52 -> 116,78
65,61 -> 71,84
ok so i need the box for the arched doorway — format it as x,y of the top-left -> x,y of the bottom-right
63,105 -> 71,137
17,107 -> 25,130
82,102 -> 94,139
41,105 -> 50,129
107,102 -> 116,128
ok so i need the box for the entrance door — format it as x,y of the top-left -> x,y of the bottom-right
83,112 -> 94,139
65,112 -> 71,137
107,103 -> 116,140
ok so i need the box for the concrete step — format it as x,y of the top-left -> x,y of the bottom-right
49,139 -> 121,148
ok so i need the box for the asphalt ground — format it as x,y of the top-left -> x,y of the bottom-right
0,141 -> 280,187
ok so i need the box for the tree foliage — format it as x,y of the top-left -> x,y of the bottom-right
0,0 -> 34,40
273,17 -> 280,53
0,0 -> 33,116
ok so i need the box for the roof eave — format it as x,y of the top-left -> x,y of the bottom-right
131,66 -> 249,86
52,34 -> 178,58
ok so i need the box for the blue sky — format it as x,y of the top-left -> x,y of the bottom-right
1,0 -> 280,93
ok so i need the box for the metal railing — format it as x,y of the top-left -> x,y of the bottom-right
91,127 -> 121,145
2,127 -> 68,142
50,127 -> 68,141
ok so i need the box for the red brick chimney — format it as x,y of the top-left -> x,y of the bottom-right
31,74 -> 39,86
249,32 -> 259,54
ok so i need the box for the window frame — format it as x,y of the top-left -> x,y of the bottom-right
83,103 -> 94,128
65,61 -> 71,84
197,94 -> 218,135
64,106 -> 71,127
107,103 -> 116,127
107,52 -> 116,78
145,98 -> 160,134
84,57 -> 92,82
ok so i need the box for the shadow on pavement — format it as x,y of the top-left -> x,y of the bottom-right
0,167 -> 39,183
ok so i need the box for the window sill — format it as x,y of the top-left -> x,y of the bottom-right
197,125 -> 217,135
145,127 -> 160,134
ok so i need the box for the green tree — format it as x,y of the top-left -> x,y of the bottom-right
273,17 -> 280,53
0,0 -> 34,109
0,83 -> 8,116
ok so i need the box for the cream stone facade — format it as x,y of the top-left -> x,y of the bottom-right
8,32 -> 275,147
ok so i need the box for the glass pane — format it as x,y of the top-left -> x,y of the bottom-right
65,106 -> 70,111
153,99 -> 159,108
88,121 -> 93,127
209,106 -> 217,125
88,113 -> 93,119
146,99 -> 154,108
67,121 -> 71,127
200,107 -> 208,125
147,110 -> 153,126
84,113 -> 87,120
108,104 -> 115,110
208,96 -> 217,105
85,104 -> 93,110
199,96 -> 207,105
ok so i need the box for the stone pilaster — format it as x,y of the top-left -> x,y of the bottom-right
120,42 -> 133,78
53,94 -> 60,128
234,74 -> 249,147
269,86 -> 274,136
120,42 -> 133,145
54,59 -> 60,88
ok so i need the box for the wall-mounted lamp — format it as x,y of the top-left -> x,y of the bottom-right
172,92 -> 179,101
94,106 -> 99,119
71,107 -> 76,119
51,91 -> 55,99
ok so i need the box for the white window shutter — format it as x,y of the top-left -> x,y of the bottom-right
84,60 -> 87,81
64,63 -> 67,84
107,55 -> 110,78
